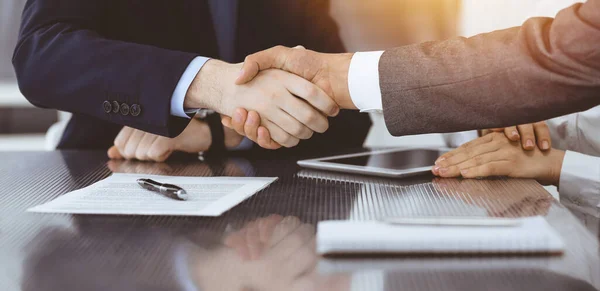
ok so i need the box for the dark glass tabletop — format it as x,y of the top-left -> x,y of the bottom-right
0,151 -> 598,291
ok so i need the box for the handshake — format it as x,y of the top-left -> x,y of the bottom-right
187,45 -> 356,149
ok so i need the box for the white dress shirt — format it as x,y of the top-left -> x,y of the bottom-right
547,107 -> 600,216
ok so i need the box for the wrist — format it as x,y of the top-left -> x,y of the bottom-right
185,60 -> 239,113
545,149 -> 565,186
328,53 -> 356,110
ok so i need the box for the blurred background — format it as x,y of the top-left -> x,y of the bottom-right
0,0 -> 577,151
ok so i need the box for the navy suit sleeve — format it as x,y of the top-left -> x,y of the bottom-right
12,0 -> 197,137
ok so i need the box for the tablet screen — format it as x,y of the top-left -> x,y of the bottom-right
324,150 -> 444,171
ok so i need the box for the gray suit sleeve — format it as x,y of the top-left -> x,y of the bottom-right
379,0 -> 600,136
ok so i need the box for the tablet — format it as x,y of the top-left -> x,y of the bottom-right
297,148 -> 449,178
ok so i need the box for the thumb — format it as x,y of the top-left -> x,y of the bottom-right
235,46 -> 289,85
107,146 -> 123,159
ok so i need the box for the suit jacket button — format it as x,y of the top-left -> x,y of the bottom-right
120,103 -> 130,116
112,101 -> 120,113
130,104 -> 141,117
103,101 -> 112,113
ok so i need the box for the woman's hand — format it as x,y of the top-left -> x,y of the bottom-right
481,122 -> 552,151
433,132 -> 566,185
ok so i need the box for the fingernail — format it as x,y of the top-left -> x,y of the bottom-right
542,141 -> 550,150
433,166 -> 440,173
247,113 -> 257,125
435,157 -> 445,165
460,169 -> 468,176
234,112 -> 243,123
236,69 -> 245,80
512,131 -> 519,138
526,140 -> 534,148
439,168 -> 448,175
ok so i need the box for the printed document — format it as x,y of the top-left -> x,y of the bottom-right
28,173 -> 277,216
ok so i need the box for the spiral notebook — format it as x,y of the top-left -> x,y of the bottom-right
317,216 -> 564,256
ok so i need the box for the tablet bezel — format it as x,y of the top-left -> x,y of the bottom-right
297,148 -> 452,178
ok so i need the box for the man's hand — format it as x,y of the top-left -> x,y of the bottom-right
222,109 -> 282,150
220,46 -> 356,150
235,46 -> 356,110
107,118 -> 243,162
481,122 -> 552,151
432,132 -> 565,185
185,59 -> 340,148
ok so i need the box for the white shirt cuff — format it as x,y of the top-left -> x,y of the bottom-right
348,51 -> 385,113
170,56 -> 211,118
559,150 -> 600,215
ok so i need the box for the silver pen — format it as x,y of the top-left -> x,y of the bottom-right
381,216 -> 522,227
136,178 -> 188,201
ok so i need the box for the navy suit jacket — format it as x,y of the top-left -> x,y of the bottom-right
13,0 -> 370,155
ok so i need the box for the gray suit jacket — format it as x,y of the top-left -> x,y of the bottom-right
379,0 -> 600,136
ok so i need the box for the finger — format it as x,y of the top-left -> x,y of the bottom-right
135,134 -> 158,161
123,130 -> 145,159
113,127 -> 134,155
244,111 -> 261,143
269,216 -> 303,248
480,129 -> 493,136
283,73 -> 339,117
259,214 -> 284,244
437,151 -> 507,178
459,161 -> 513,179
533,122 -> 552,150
436,134 -> 494,165
221,116 -> 233,129
269,223 -> 315,260
517,124 -> 536,150
503,126 -> 520,141
436,137 -> 501,168
489,128 -> 505,132
107,146 -> 124,159
257,127 -> 282,150
236,46 -> 289,85
223,229 -> 251,261
270,108 -> 314,140
279,94 -> 328,134
231,108 -> 249,137
244,221 -> 263,260
262,119 -> 296,148
147,137 -> 173,162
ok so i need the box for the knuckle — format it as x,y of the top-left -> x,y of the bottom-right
305,84 -> 318,97
474,155 -> 484,165
304,110 -> 320,124
291,124 -> 304,137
